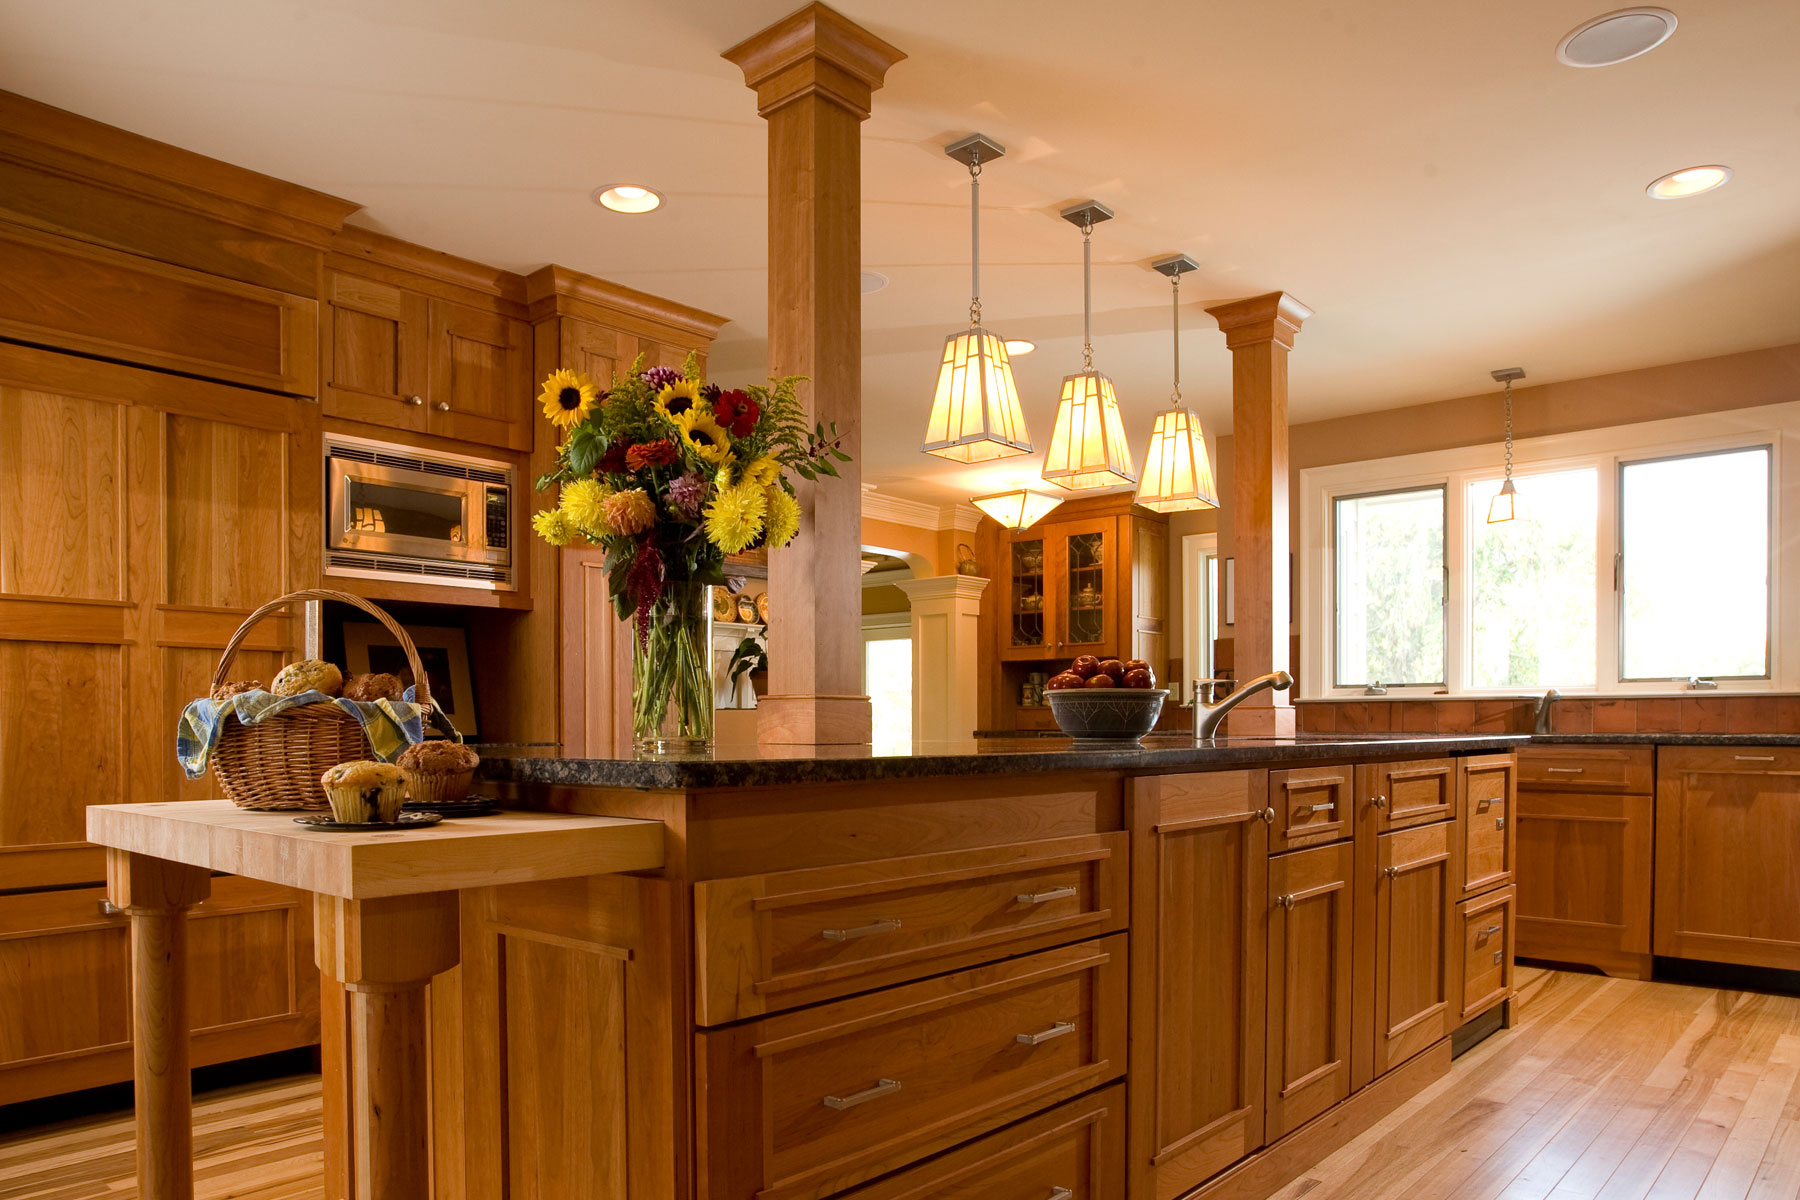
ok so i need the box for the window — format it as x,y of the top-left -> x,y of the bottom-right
1333,486 -> 1445,688
1181,533 -> 1220,696
1620,446 -> 1770,680
1467,468 -> 1597,688
863,628 -> 913,753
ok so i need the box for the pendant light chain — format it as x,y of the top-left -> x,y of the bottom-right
1080,217 -> 1094,370
1170,270 -> 1182,405
1502,377 -> 1514,482
968,151 -> 982,326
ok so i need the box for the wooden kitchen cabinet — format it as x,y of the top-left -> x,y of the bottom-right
1265,840 -> 1355,1140
1358,821 -> 1458,1088
1456,886 -> 1515,1023
321,269 -> 431,433
1654,746 -> 1800,971
1362,758 -> 1456,832
1458,754 -> 1515,901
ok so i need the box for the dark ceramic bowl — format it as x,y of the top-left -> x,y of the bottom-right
1045,687 -> 1168,743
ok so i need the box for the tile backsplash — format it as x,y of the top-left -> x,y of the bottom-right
1296,695 -> 1800,735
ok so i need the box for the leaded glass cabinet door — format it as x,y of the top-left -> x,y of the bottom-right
1002,535 -> 1049,659
1056,517 -> 1116,659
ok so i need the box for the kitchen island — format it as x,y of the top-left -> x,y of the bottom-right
383,733 -> 1522,1200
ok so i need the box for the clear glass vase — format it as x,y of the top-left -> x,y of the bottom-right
631,580 -> 715,754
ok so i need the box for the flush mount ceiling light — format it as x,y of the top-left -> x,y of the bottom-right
1556,7 -> 1678,67
1488,367 -> 1526,524
1004,339 -> 1036,356
972,488 -> 1065,530
1041,201 -> 1137,492
1646,164 -> 1732,199
1135,254 -> 1219,513
593,185 -> 662,213
923,134 -> 1032,463
861,270 -> 889,294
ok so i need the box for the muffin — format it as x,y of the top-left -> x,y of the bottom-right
271,659 -> 343,698
342,671 -> 405,703
397,740 -> 481,806
210,679 -> 262,701
320,761 -> 406,824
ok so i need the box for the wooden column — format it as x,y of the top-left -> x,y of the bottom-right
1205,292 -> 1312,735
106,850 -> 211,1200
896,574 -> 989,743
725,3 -> 905,745
313,892 -> 461,1200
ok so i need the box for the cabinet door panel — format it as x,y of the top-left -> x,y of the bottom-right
1459,754 -> 1515,900
164,415 -> 289,608
0,385 -> 126,602
1366,759 -> 1455,831
0,640 -> 124,853
1269,766 -> 1353,852
1266,840 -> 1354,1140
1056,518 -> 1116,660
1515,790 -> 1652,978
1456,886 -> 1515,1023
428,300 -> 530,450
1370,822 -> 1456,1080
322,271 -> 428,432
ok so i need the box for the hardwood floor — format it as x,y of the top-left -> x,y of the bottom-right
2,969 -> 1798,1199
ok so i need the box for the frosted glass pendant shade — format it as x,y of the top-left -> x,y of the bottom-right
972,488 -> 1064,530
1135,407 -> 1218,512
923,327 -> 1032,462
1042,370 -> 1137,491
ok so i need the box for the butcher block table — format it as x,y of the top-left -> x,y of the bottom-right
85,800 -> 666,1200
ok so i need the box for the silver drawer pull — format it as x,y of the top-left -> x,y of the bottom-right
98,899 -> 123,917
1493,950 -> 1505,964
1496,817 -> 1507,829
1016,885 -> 1078,905
1301,802 -> 1337,814
1478,925 -> 1502,936
1545,766 -> 1585,774
1049,1190 -> 1074,1200
823,1078 -> 901,1110
1735,755 -> 1777,762
1016,1020 -> 1077,1046
821,918 -> 901,941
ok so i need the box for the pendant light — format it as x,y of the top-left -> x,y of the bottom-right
922,134 -> 1032,463
971,488 -> 1064,530
1041,202 -> 1137,491
1487,367 -> 1525,523
1135,254 -> 1218,513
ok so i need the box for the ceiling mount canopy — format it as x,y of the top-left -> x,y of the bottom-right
922,134 -> 1032,464
1041,200 -> 1137,492
972,488 -> 1065,530
1135,254 -> 1218,513
1487,366 -> 1526,523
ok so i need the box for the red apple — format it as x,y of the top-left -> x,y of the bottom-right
1122,668 -> 1154,689
1046,671 -> 1086,691
1124,659 -> 1150,674
1084,673 -> 1115,688
1097,658 -> 1125,681
1070,655 -> 1101,679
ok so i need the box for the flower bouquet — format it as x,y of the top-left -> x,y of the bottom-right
532,356 -> 848,752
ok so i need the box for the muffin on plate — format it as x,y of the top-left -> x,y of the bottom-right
397,740 -> 481,806
342,671 -> 405,703
210,679 -> 262,701
320,760 -> 406,824
271,659 -> 343,698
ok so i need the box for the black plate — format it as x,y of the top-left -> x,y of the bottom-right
403,800 -> 501,818
293,812 -> 444,832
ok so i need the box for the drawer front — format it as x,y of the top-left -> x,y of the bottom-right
1460,755 -> 1515,900
1367,759 -> 1455,831
1658,746 -> 1800,778
1458,886 -> 1515,1023
836,1084 -> 1124,1200
1517,746 -> 1652,793
1269,766 -> 1353,851
694,833 -> 1127,1024
697,936 -> 1127,1200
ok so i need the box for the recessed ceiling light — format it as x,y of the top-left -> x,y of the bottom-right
1557,7 -> 1678,68
593,185 -> 661,213
1003,339 -> 1036,356
860,270 -> 889,294
1646,165 -> 1732,199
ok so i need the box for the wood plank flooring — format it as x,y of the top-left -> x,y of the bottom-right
2,969 -> 1799,1199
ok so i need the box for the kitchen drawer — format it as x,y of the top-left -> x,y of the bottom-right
1457,886 -> 1515,1023
693,834 -> 1126,1024
835,1084 -> 1124,1200
1269,765 -> 1353,852
1459,755 -> 1516,901
696,935 -> 1127,1200
1657,746 -> 1800,777
1363,759 -> 1455,831
1517,746 -> 1652,793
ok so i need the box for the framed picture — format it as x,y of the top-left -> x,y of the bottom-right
342,622 -> 478,737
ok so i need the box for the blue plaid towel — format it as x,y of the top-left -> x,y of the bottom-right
176,688 -> 427,780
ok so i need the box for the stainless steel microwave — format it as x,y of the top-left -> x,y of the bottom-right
324,434 -> 515,591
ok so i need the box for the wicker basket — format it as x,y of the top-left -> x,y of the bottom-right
208,589 -> 434,811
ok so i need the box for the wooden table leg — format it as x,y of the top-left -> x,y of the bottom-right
315,892 -> 460,1200
106,850 -> 211,1200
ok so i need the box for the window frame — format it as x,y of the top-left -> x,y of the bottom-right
1297,402 -> 1796,699
1330,482 -> 1449,690
1180,532 -> 1220,700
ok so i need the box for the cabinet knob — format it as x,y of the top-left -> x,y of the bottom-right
1257,807 -> 1276,824
1383,865 -> 1400,879
433,400 -> 451,412
1370,794 -> 1388,809
1275,894 -> 1296,910
403,394 -> 424,407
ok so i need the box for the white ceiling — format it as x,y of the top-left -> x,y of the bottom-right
3,0 -> 1797,506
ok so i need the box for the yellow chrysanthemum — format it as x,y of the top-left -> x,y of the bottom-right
676,409 -> 732,467
744,453 -> 781,488
764,486 -> 801,548
539,368 -> 600,430
704,480 -> 767,554
653,379 -> 706,423
559,477 -> 612,536
603,488 -> 657,536
532,508 -> 580,547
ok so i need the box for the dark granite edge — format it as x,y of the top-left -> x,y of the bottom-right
1530,732 -> 1800,746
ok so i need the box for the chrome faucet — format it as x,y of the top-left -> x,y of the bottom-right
1533,689 -> 1560,735
1195,670 -> 1294,741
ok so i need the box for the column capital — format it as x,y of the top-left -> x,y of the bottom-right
1205,291 -> 1314,351
722,3 -> 906,118
896,574 -> 990,605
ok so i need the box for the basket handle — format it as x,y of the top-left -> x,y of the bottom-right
210,589 -> 432,710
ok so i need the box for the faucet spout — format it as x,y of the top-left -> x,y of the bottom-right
1534,688 -> 1560,735
1194,670 -> 1294,741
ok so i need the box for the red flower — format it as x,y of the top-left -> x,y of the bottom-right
626,439 -> 680,470
598,441 -> 632,474
714,389 -> 761,438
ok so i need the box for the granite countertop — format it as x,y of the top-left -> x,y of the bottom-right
1531,733 -> 1800,746
478,732 -> 1528,791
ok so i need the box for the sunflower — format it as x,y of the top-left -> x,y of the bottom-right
531,508 -> 580,547
676,409 -> 732,467
703,479 -> 767,554
764,486 -> 801,548
559,478 -> 612,536
539,369 -> 600,430
654,379 -> 706,423
744,453 -> 781,488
